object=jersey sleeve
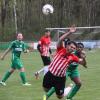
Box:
[72,55,79,62]
[38,37,43,45]
[8,41,15,49]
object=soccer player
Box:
[34,43,87,100]
[65,42,87,100]
[0,33,33,86]
[37,30,52,66]
[35,30,52,78]
[42,26,84,100]
[35,34,70,79]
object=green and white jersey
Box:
[9,40,28,60]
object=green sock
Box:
[67,84,81,99]
[2,71,12,82]
[46,87,55,99]
[20,72,27,84]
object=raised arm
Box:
[57,25,76,48]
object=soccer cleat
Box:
[23,82,31,86]
[0,81,6,86]
[43,95,47,100]
[34,72,39,79]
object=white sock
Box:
[37,68,44,74]
[43,66,49,75]
[64,83,73,96]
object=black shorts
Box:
[41,56,51,66]
[43,71,66,96]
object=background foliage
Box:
[0,0,100,41]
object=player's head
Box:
[17,33,23,41]
[45,30,51,37]
[67,41,77,53]
[64,38,70,48]
[77,42,84,52]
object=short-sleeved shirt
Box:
[49,46,79,77]
[9,40,28,60]
[68,50,79,71]
[38,36,51,57]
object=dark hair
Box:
[67,41,77,47]
[77,42,84,48]
[59,33,64,38]
[45,30,50,33]
[64,38,70,47]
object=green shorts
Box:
[11,59,23,69]
[66,68,80,79]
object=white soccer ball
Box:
[42,4,54,15]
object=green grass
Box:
[0,49,100,100]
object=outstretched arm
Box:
[79,58,87,68]
[1,48,11,60]
[80,51,87,68]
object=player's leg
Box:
[35,56,50,79]
[34,67,45,79]
[66,70,70,80]
[55,76,66,99]
[17,60,31,85]
[19,67,31,86]
[43,71,54,100]
[45,87,55,98]
[64,83,74,97]
[41,56,51,66]
[0,68,15,86]
[44,71,69,99]
[67,70,81,99]
[34,66,49,79]
[43,66,49,75]
[64,70,73,97]
[44,73,66,99]
[0,61,16,86]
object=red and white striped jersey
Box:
[49,47,79,77]
[38,36,51,57]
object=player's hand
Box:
[24,49,30,53]
[26,49,29,53]
[1,55,5,60]
[81,51,86,58]
[69,25,76,33]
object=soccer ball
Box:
[42,4,54,15]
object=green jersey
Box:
[9,40,28,60]
[66,50,80,78]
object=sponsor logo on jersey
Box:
[15,48,22,51]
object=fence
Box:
[0,42,10,50]
[0,40,100,50]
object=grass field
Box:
[0,49,100,100]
